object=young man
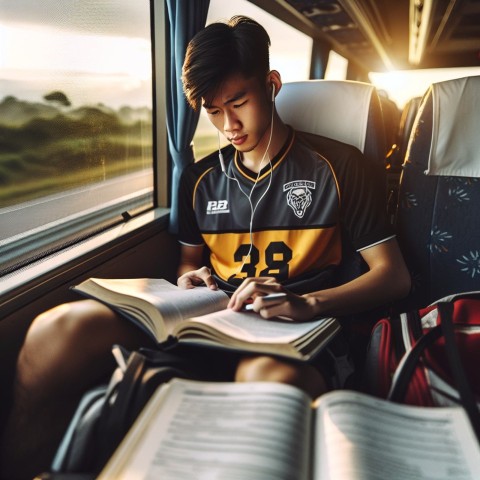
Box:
[0,15,410,479]
[177,15,410,386]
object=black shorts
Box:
[151,342,335,389]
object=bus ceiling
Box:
[247,0,480,73]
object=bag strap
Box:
[437,302,480,442]
[407,308,423,341]
[97,350,147,442]
[389,312,406,361]
[387,325,443,402]
[388,301,480,443]
[91,350,148,473]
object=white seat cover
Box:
[275,80,375,154]
[425,75,480,177]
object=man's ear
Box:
[267,70,282,101]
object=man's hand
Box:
[177,266,218,290]
[227,277,318,321]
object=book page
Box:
[99,379,313,480]
[80,278,229,331]
[314,390,480,480]
[178,308,332,344]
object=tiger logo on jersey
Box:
[283,180,315,218]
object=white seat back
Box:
[276,80,386,163]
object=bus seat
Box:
[276,80,387,165]
[397,96,422,165]
[378,90,401,154]
[395,75,480,310]
[385,96,422,223]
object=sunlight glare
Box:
[0,21,151,80]
[370,67,480,109]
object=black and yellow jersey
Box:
[179,128,393,294]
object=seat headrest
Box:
[420,75,480,177]
[275,80,384,161]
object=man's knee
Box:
[18,300,150,395]
[236,356,297,383]
[235,355,327,398]
[26,300,107,346]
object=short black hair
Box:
[182,15,271,111]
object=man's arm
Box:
[177,244,218,290]
[228,237,411,320]
[306,237,411,316]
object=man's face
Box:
[202,73,272,155]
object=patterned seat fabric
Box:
[396,76,480,310]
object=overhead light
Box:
[409,0,434,64]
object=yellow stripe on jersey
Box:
[233,133,295,182]
[203,226,341,282]
[313,151,342,207]
[192,166,215,210]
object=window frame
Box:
[0,1,169,307]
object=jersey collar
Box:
[233,127,295,182]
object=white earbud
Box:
[217,130,227,172]
[271,83,276,102]
[218,150,226,172]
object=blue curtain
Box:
[165,0,210,233]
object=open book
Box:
[72,278,340,361]
[98,378,480,480]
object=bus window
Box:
[0,0,154,276]
[192,0,313,160]
[324,51,348,80]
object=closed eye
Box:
[233,100,247,109]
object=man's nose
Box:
[224,111,240,133]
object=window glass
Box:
[324,51,348,80]
[0,0,153,275]
[192,0,313,160]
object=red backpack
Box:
[364,293,480,410]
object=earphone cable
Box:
[217,92,276,277]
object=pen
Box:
[244,292,287,311]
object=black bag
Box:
[51,345,196,476]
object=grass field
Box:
[0,109,153,207]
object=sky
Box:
[0,0,151,108]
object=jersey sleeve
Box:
[336,148,394,251]
[297,131,394,251]
[177,164,204,246]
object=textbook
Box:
[72,278,340,361]
[98,378,480,480]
